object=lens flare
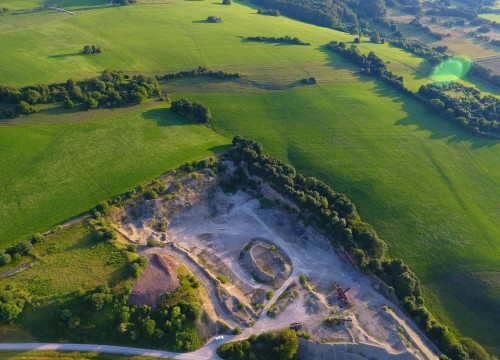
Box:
[430,56,472,83]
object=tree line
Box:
[0,70,161,118]
[160,66,242,80]
[250,0,359,32]
[246,35,310,46]
[227,137,493,360]
[325,41,500,139]
[217,329,299,360]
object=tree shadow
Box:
[141,108,195,127]
[371,82,499,149]
[317,45,499,150]
[207,144,231,154]
[49,53,83,59]
[192,19,209,23]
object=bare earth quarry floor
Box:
[113,169,440,360]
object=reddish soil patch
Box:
[128,253,180,309]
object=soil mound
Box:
[128,253,179,309]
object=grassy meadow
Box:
[0,103,229,247]
[0,0,499,355]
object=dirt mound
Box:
[128,253,179,309]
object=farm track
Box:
[0,262,35,279]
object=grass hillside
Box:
[184,81,500,353]
[0,103,229,247]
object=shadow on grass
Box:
[318,44,499,149]
[192,19,209,23]
[141,108,195,127]
[49,53,83,59]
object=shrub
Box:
[95,200,110,214]
[266,290,274,300]
[207,16,222,23]
[144,190,158,200]
[30,233,46,244]
[126,244,137,253]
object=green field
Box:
[0,223,128,298]
[0,0,499,355]
[479,13,500,23]
[183,81,500,352]
[0,103,229,247]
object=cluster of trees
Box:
[170,99,211,125]
[0,233,45,267]
[418,83,500,137]
[246,35,310,46]
[0,287,30,324]
[390,39,447,65]
[82,45,102,55]
[357,0,386,18]
[257,8,280,16]
[301,77,317,85]
[161,66,242,80]
[470,62,500,88]
[251,0,358,31]
[227,137,493,360]
[0,70,161,118]
[409,19,446,40]
[207,15,222,23]
[217,329,299,360]
[425,5,477,20]
[386,0,421,15]
[326,41,408,93]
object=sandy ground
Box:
[116,171,439,360]
[128,251,179,309]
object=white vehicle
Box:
[215,336,224,341]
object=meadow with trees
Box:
[0,0,499,357]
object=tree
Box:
[222,0,231,4]
[15,101,37,115]
[273,329,299,359]
[0,253,11,266]
[83,97,98,110]
[12,241,32,255]
[31,233,46,244]
[0,303,22,323]
[143,318,156,337]
[63,97,74,109]
[370,31,381,43]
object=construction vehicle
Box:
[333,282,351,305]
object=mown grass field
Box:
[183,81,500,352]
[0,103,229,247]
